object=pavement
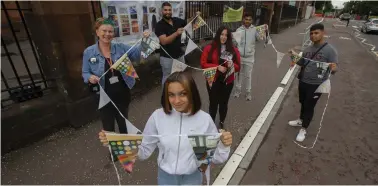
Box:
[240,19,378,184]
[1,18,335,184]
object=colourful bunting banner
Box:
[106,133,143,173]
[203,67,217,88]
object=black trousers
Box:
[298,81,322,129]
[99,100,129,133]
[206,78,234,125]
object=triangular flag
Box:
[187,133,221,185]
[185,38,198,56]
[184,23,193,38]
[267,36,272,44]
[193,16,205,30]
[232,31,242,45]
[315,78,331,94]
[171,59,188,74]
[111,54,139,79]
[107,134,143,173]
[256,24,267,41]
[141,37,160,58]
[276,52,285,68]
[125,118,142,134]
[290,53,302,63]
[203,67,217,87]
[122,75,136,90]
[98,85,111,109]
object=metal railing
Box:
[1,1,51,108]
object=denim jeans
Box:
[157,167,202,185]
[160,56,185,85]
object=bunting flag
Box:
[106,133,143,173]
[171,59,188,74]
[112,54,139,79]
[203,67,217,88]
[232,31,242,45]
[267,35,272,45]
[222,6,243,23]
[184,23,193,38]
[98,85,111,109]
[188,133,221,185]
[193,16,206,31]
[276,52,286,68]
[256,24,267,41]
[290,53,302,63]
[185,38,198,56]
[141,37,160,58]
[126,118,142,134]
[315,78,331,94]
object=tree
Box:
[314,0,333,12]
[342,1,378,16]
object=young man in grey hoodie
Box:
[233,12,263,101]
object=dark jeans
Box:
[298,81,322,129]
[206,77,234,127]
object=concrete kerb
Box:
[227,66,299,185]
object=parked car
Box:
[340,13,351,20]
[361,18,378,33]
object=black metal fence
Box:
[1,1,51,108]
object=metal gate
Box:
[1,1,50,108]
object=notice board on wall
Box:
[101,1,185,45]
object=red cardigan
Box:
[200,44,241,84]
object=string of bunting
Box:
[96,14,332,183]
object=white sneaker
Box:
[246,92,252,101]
[233,89,241,98]
[288,119,302,127]
[296,128,307,142]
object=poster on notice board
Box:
[101,1,185,45]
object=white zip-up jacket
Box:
[137,108,231,175]
[236,25,259,59]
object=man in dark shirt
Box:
[155,2,187,84]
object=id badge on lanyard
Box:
[106,58,119,84]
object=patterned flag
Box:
[256,24,267,41]
[203,67,217,88]
[106,133,143,173]
[188,133,221,185]
[141,37,159,58]
[111,53,139,89]
[193,16,205,31]
[290,54,302,63]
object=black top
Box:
[155,17,187,59]
[104,58,130,103]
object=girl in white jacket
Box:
[99,71,232,185]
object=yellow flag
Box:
[223,6,244,23]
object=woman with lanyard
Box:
[82,17,149,135]
[200,26,241,129]
[98,71,233,185]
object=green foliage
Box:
[315,0,333,12]
[342,1,378,15]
